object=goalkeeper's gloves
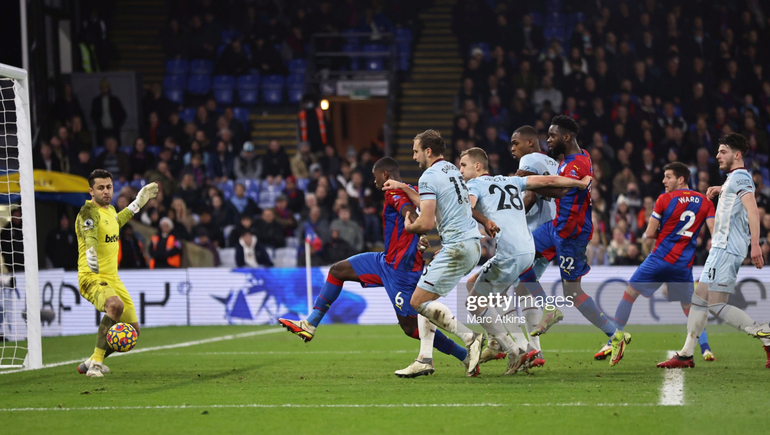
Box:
[86,247,99,274]
[127,182,159,214]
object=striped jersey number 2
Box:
[676,211,696,238]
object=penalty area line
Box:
[0,403,664,412]
[659,351,685,406]
[0,328,283,376]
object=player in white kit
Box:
[458,147,591,375]
[479,126,561,366]
[658,133,770,369]
[383,130,485,378]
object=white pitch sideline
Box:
[0,403,668,412]
[659,351,685,406]
[0,328,283,375]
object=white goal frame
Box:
[0,63,41,370]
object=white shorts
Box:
[699,247,744,294]
[477,252,536,294]
[419,239,481,297]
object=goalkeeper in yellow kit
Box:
[75,169,158,377]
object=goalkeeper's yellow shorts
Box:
[79,274,138,324]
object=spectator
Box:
[741,117,770,158]
[45,214,78,270]
[159,17,187,58]
[330,206,362,253]
[321,228,359,264]
[211,194,239,229]
[118,225,147,269]
[612,165,638,197]
[234,141,261,179]
[283,176,305,214]
[216,39,251,75]
[455,77,483,114]
[607,227,630,265]
[254,208,286,249]
[229,183,261,218]
[617,243,645,266]
[259,175,284,209]
[129,138,155,179]
[90,79,127,145]
[532,76,563,113]
[95,137,131,181]
[192,209,224,248]
[170,197,195,235]
[70,116,92,151]
[33,142,61,172]
[252,35,285,75]
[291,141,316,179]
[193,228,221,266]
[208,140,235,182]
[318,144,341,179]
[229,214,255,247]
[73,150,94,178]
[513,14,544,60]
[149,217,182,269]
[182,153,206,187]
[49,135,71,174]
[51,83,84,126]
[143,111,167,147]
[754,170,770,212]
[297,205,330,266]
[235,231,274,267]
[262,139,291,179]
[586,226,608,266]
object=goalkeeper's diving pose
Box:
[75,169,158,377]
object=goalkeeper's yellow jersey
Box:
[76,201,121,277]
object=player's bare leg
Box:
[408,287,485,377]
[279,260,359,342]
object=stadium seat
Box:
[342,28,359,44]
[219,248,237,268]
[214,89,234,105]
[180,107,197,124]
[286,74,305,103]
[544,27,565,43]
[288,59,307,75]
[164,88,185,104]
[212,75,235,89]
[119,146,133,155]
[112,179,126,195]
[233,107,250,127]
[530,12,543,26]
[190,59,214,76]
[238,89,259,105]
[363,44,385,71]
[237,74,260,89]
[343,43,361,71]
[273,247,298,268]
[545,12,566,28]
[129,179,146,190]
[147,146,161,157]
[395,28,412,45]
[163,74,186,89]
[187,75,211,95]
[220,30,241,44]
[546,0,562,12]
[165,59,189,75]
[92,146,106,158]
[261,75,285,105]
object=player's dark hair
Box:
[414,129,446,156]
[460,147,489,170]
[719,133,749,158]
[663,162,690,184]
[88,169,113,188]
[514,125,538,137]
[551,115,579,136]
[373,156,400,176]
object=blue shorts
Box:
[532,223,590,280]
[628,257,694,303]
[348,252,422,317]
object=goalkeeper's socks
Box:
[519,267,546,301]
[90,348,106,364]
[307,274,344,327]
[92,314,118,363]
[574,293,617,337]
[430,329,467,362]
[698,330,711,353]
[613,291,635,330]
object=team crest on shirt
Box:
[392,195,401,200]
[83,219,94,230]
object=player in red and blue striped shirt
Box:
[279,158,468,366]
[594,162,716,361]
[526,115,630,366]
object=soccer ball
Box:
[107,323,137,352]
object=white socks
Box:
[681,294,709,357]
[417,314,435,362]
[709,303,757,333]
[418,301,476,345]
[521,295,542,352]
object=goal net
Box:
[0,63,41,370]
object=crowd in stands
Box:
[449,0,770,266]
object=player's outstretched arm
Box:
[741,192,764,269]
[404,199,435,234]
[118,182,159,226]
[382,180,420,208]
[525,175,592,191]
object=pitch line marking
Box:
[659,351,685,406]
[0,328,283,375]
[0,403,662,412]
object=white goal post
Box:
[0,63,42,370]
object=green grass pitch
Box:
[1,324,769,434]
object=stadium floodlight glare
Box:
[0,63,42,370]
